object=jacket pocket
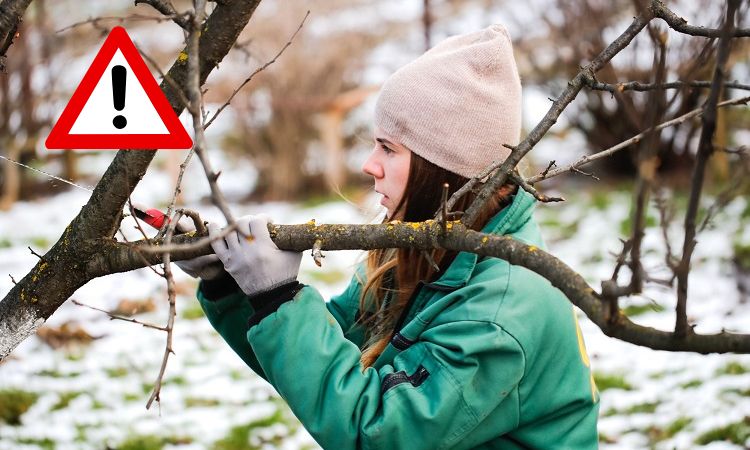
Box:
[380,365,430,395]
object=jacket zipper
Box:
[381,365,430,395]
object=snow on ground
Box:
[0,153,749,449]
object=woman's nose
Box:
[361,148,383,179]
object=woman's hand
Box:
[208,215,302,297]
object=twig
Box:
[311,239,324,267]
[440,183,449,233]
[145,0,206,411]
[527,95,750,184]
[134,0,191,29]
[653,188,678,272]
[56,13,187,34]
[675,0,739,337]
[509,173,564,203]
[585,79,750,93]
[203,10,309,130]
[8,274,17,285]
[570,166,600,181]
[138,47,192,113]
[156,146,197,239]
[71,299,167,331]
[422,250,440,272]
[652,0,750,38]
[28,247,43,260]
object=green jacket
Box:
[197,188,599,449]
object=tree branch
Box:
[0,0,265,361]
[675,0,739,337]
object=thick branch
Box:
[0,0,32,71]
[92,221,750,353]
[0,0,263,361]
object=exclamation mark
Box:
[112,65,127,129]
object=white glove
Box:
[175,254,225,281]
[171,217,224,281]
[208,214,302,297]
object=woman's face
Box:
[361,130,411,219]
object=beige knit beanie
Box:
[374,24,522,179]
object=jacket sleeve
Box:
[246,286,526,450]
[198,271,367,381]
[197,279,269,381]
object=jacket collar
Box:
[425,187,537,290]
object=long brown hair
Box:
[358,152,517,369]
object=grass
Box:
[679,379,703,389]
[212,411,287,450]
[646,417,694,443]
[716,361,749,376]
[16,437,55,450]
[181,303,206,320]
[302,268,349,285]
[593,372,633,391]
[105,366,129,378]
[0,389,39,425]
[185,397,221,408]
[115,435,193,450]
[603,401,659,417]
[695,417,750,446]
[621,302,665,317]
[51,391,83,411]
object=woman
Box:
[182,24,599,449]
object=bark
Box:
[87,220,750,353]
[0,0,263,361]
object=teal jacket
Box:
[197,189,599,449]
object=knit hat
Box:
[374,24,522,179]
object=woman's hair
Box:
[357,151,518,369]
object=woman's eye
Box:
[381,144,394,154]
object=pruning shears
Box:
[129,204,190,234]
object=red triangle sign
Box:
[46,26,192,150]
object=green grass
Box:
[695,417,750,446]
[716,361,749,376]
[185,397,221,408]
[16,437,55,450]
[0,237,12,248]
[51,391,83,411]
[105,366,129,378]
[621,302,665,317]
[603,401,659,417]
[646,417,694,443]
[212,411,287,450]
[302,268,348,285]
[679,379,703,389]
[734,243,750,271]
[181,303,206,320]
[0,389,39,425]
[593,372,632,391]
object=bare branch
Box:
[675,0,740,337]
[462,4,653,227]
[71,299,167,332]
[585,79,750,93]
[203,10,309,130]
[527,96,750,184]
[652,0,750,38]
[134,0,191,29]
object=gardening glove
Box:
[130,202,225,281]
[208,214,302,298]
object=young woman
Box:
[181,24,599,449]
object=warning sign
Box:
[46,26,192,150]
